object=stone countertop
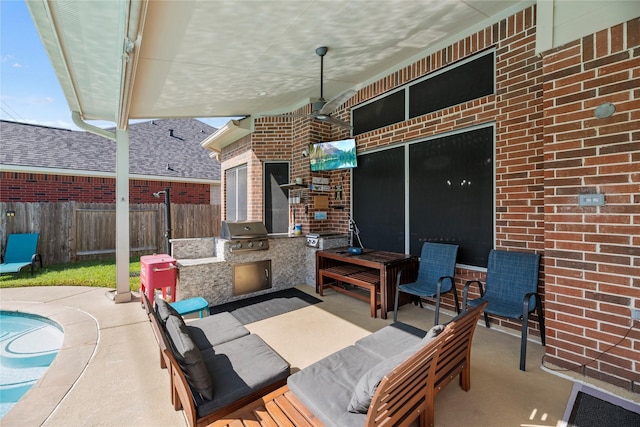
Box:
[267,233,349,238]
[176,256,224,267]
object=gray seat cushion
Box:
[193,334,290,417]
[354,323,425,359]
[287,345,383,427]
[164,315,214,400]
[186,312,250,350]
[157,296,249,350]
[288,324,446,423]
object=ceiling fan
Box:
[266,46,356,129]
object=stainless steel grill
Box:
[221,221,269,252]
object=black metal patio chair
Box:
[463,249,545,371]
[393,242,459,325]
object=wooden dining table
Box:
[315,247,418,319]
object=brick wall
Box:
[542,18,640,390]
[252,117,293,222]
[218,7,639,391]
[0,171,212,204]
[344,6,545,336]
[286,110,352,234]
[225,108,352,227]
[227,6,545,331]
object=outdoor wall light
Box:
[594,102,615,119]
[6,210,15,217]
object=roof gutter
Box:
[72,112,116,142]
[28,0,145,138]
[70,1,145,135]
[201,117,253,155]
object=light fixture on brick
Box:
[593,102,615,119]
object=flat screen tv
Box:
[309,138,358,172]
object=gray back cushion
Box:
[165,315,214,400]
[155,296,180,321]
[422,324,445,345]
[347,347,415,413]
[348,324,445,413]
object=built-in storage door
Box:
[232,260,272,296]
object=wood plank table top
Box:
[316,247,418,319]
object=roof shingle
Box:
[0,118,220,181]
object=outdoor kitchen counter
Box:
[173,235,320,306]
[175,256,223,267]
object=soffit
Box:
[28,0,529,124]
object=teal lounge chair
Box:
[0,233,43,275]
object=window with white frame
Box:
[225,164,247,222]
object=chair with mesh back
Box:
[393,242,459,325]
[0,233,43,275]
[463,249,544,371]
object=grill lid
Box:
[221,221,268,240]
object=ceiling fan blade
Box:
[319,89,356,115]
[315,114,353,130]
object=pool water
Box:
[0,311,63,419]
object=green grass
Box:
[0,258,141,290]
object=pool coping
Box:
[0,300,98,426]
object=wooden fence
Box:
[0,202,221,265]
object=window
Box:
[353,146,405,253]
[225,165,247,222]
[352,90,405,136]
[264,162,289,233]
[351,50,495,135]
[409,51,494,118]
[353,125,494,267]
[408,126,494,266]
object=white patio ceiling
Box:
[27,0,529,129]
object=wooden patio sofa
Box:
[145,293,290,427]
[208,302,487,427]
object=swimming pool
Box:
[0,311,64,419]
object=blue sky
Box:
[0,0,228,131]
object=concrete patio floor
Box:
[1,286,184,426]
[1,285,637,426]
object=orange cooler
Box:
[140,254,177,306]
